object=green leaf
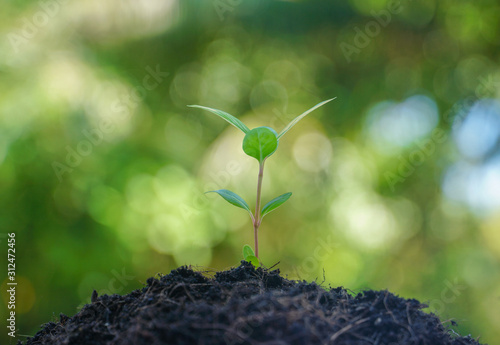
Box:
[246,255,260,267]
[277,98,336,139]
[243,245,260,267]
[242,244,255,259]
[242,126,278,163]
[261,192,292,219]
[206,189,252,215]
[188,105,250,134]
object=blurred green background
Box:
[1,0,499,343]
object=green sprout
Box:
[243,244,259,267]
[189,98,335,263]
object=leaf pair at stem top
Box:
[189,98,335,262]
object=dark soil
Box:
[20,261,485,345]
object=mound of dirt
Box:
[20,261,485,345]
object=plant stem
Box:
[254,161,265,258]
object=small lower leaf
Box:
[243,244,255,260]
[245,255,260,267]
[261,192,292,219]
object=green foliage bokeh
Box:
[0,0,499,343]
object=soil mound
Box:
[20,261,485,345]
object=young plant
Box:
[189,98,335,262]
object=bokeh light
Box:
[1,0,499,343]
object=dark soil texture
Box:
[20,261,485,345]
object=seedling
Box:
[189,98,335,263]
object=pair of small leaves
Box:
[243,244,260,267]
[188,98,335,164]
[206,189,292,220]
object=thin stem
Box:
[253,161,265,258]
[254,225,259,259]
